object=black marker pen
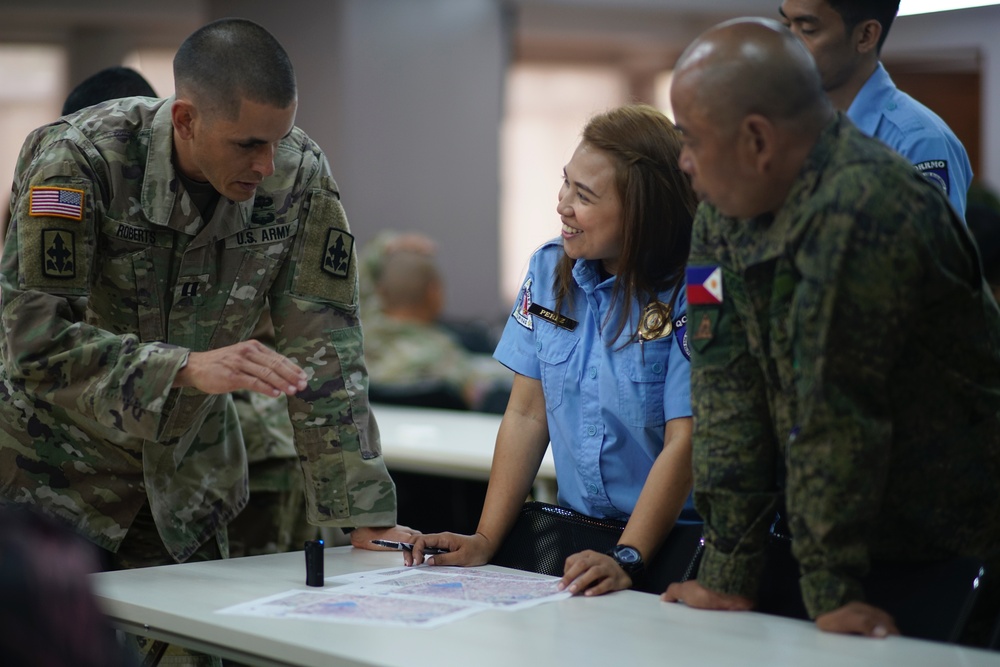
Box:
[305,539,325,586]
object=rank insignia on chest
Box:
[637,301,672,341]
[322,229,354,278]
[687,265,723,305]
[251,194,276,225]
[512,277,533,330]
[42,229,77,278]
[30,186,84,221]
[527,302,578,331]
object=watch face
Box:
[614,545,641,564]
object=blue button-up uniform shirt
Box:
[494,240,692,520]
[848,62,972,219]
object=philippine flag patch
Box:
[687,265,723,305]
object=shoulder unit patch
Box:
[915,160,950,195]
[322,229,354,278]
[42,229,77,279]
[512,277,533,330]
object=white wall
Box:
[1,0,996,320]
[208,0,509,323]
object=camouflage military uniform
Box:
[228,388,319,556]
[0,96,397,565]
[226,310,318,558]
[687,114,1000,619]
[364,316,511,408]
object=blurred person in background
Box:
[0,503,135,667]
[363,241,512,412]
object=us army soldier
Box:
[0,18,415,573]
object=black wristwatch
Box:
[607,544,645,580]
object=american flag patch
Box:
[29,186,85,221]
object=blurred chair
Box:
[439,317,502,355]
[369,380,469,411]
[692,519,994,646]
[370,381,479,534]
[865,557,986,644]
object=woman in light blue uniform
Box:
[408,105,697,596]
[496,240,692,524]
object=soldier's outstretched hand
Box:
[173,340,308,396]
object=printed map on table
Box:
[329,566,569,609]
[217,566,571,628]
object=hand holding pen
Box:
[378,532,494,568]
[370,539,450,555]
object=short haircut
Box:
[377,250,441,311]
[827,0,901,53]
[61,66,156,116]
[173,17,296,119]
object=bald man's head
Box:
[670,18,835,219]
[673,17,830,136]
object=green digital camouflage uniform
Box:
[688,114,1000,619]
[0,97,397,565]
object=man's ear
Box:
[738,114,777,174]
[171,99,197,140]
[854,18,882,56]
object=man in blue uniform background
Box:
[779,0,973,219]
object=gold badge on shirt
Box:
[637,301,672,341]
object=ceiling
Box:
[0,0,204,46]
[511,0,778,71]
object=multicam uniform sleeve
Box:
[688,205,780,601]
[0,125,187,441]
[268,146,396,529]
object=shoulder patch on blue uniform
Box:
[915,160,949,195]
[673,313,690,361]
[512,277,533,330]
